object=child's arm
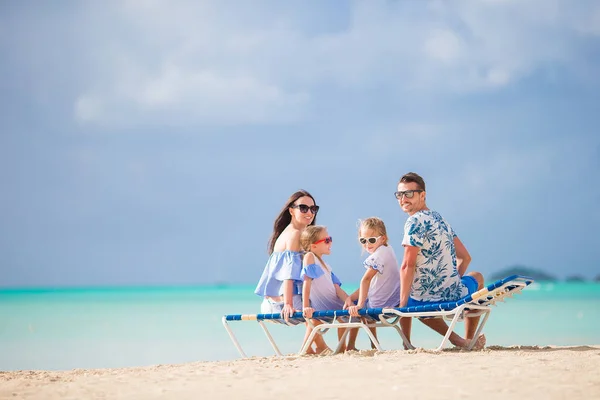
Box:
[301,252,316,318]
[334,284,349,303]
[343,291,355,309]
[343,288,360,309]
[330,272,348,304]
[347,269,377,316]
[302,278,314,318]
[355,269,378,308]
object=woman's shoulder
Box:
[273,226,303,252]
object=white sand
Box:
[2,346,599,400]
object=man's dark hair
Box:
[399,172,426,191]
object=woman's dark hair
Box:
[267,189,316,254]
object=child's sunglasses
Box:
[291,204,320,214]
[359,236,382,245]
[314,236,333,245]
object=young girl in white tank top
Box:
[300,225,357,353]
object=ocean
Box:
[1,281,599,371]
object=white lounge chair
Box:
[222,274,534,357]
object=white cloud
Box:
[75,96,104,123]
[65,0,600,127]
[75,65,308,126]
[424,29,464,64]
[487,68,511,87]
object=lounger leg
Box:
[361,324,382,351]
[258,320,283,357]
[299,322,323,355]
[333,328,351,355]
[392,324,415,350]
[378,315,415,350]
[466,308,491,350]
[435,310,462,351]
[222,317,248,358]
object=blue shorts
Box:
[407,275,479,307]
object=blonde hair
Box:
[301,225,327,251]
[301,225,329,268]
[358,217,388,246]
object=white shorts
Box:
[260,294,303,314]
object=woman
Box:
[255,189,319,320]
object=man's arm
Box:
[453,236,472,277]
[400,245,419,307]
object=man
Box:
[396,172,486,350]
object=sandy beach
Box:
[1,345,599,400]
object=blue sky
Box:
[1,0,599,288]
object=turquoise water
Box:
[1,282,599,371]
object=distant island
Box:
[490,265,599,283]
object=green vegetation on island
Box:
[491,265,599,283]
[489,265,557,282]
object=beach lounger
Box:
[222,274,534,357]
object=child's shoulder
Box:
[303,251,316,264]
[367,244,396,261]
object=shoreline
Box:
[2,345,600,399]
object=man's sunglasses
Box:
[292,204,320,214]
[359,236,381,245]
[314,236,333,245]
[394,190,424,199]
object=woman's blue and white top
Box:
[254,250,303,298]
[363,245,401,308]
[402,209,468,302]
[301,257,344,311]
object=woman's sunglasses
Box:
[359,236,381,245]
[394,189,424,199]
[292,204,320,214]
[314,236,333,245]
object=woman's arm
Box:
[281,280,295,320]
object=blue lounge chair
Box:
[222,275,534,357]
